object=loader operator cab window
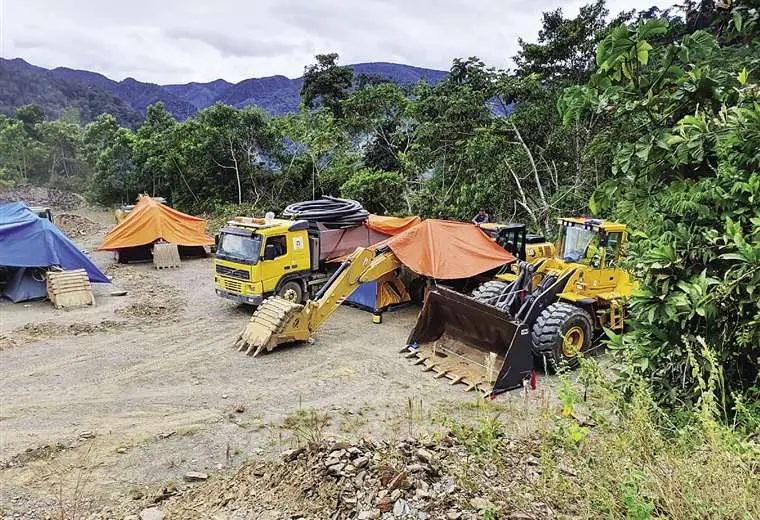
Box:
[560,225,599,265]
[603,232,623,267]
[264,235,287,260]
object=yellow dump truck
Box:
[214,216,388,305]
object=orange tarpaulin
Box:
[367,214,422,236]
[97,197,214,250]
[385,219,515,279]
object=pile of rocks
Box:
[53,213,101,238]
[164,435,502,520]
[0,186,85,210]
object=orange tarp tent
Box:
[367,214,422,236]
[97,197,214,250]
[384,219,515,279]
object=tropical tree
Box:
[560,0,760,411]
[300,53,354,118]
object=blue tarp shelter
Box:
[4,267,48,302]
[0,202,110,284]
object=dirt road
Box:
[2,207,531,518]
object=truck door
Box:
[260,234,291,293]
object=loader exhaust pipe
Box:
[405,286,533,395]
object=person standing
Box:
[472,208,490,225]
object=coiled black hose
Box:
[283,196,369,229]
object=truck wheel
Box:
[471,281,511,310]
[277,280,304,303]
[531,302,593,372]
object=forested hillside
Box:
[2,0,758,425]
[0,58,144,127]
[0,58,446,121]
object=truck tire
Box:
[471,281,511,311]
[277,280,304,303]
[531,302,593,372]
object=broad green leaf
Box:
[733,11,743,32]
[637,18,669,39]
[621,61,633,80]
[738,68,748,86]
[636,41,653,65]
[720,252,749,262]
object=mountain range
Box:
[0,58,447,126]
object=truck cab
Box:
[214,217,312,305]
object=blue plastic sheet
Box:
[4,267,48,302]
[346,281,378,311]
[0,202,110,283]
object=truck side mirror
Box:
[264,244,276,261]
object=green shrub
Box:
[340,169,407,215]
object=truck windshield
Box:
[560,226,598,263]
[217,233,262,264]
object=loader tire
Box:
[471,280,511,311]
[531,302,593,373]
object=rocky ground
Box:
[0,196,562,520]
[161,433,551,520]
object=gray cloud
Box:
[3,0,678,84]
[163,27,309,58]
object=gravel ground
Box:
[0,207,554,519]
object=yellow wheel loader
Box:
[406,217,638,394]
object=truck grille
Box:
[216,264,250,281]
[224,279,243,293]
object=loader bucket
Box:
[235,296,309,356]
[404,286,533,395]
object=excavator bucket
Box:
[235,296,309,356]
[404,286,533,395]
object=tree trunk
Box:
[229,135,242,204]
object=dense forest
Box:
[1,0,758,423]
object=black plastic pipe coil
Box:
[282,196,369,229]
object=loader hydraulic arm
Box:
[236,246,402,356]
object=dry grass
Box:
[435,360,760,520]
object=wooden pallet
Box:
[47,269,95,309]
[153,242,181,270]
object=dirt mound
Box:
[53,213,101,238]
[104,264,185,321]
[162,434,546,520]
[116,300,181,319]
[1,443,67,470]
[0,320,127,349]
[0,186,85,210]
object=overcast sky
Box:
[1,0,676,85]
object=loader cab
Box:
[556,218,627,269]
[481,222,554,262]
[484,223,527,260]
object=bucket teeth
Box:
[236,296,304,357]
[404,344,495,395]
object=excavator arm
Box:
[235,246,402,356]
